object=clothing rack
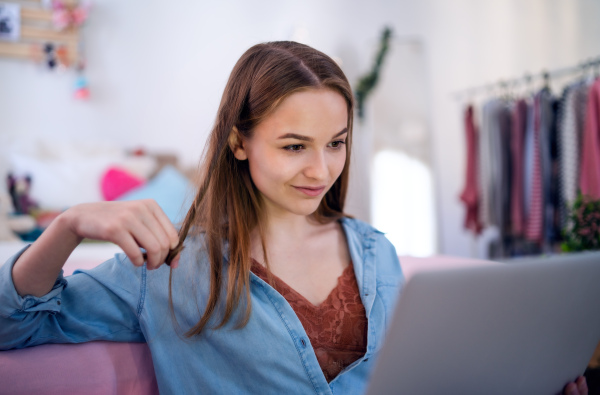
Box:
[459,59,600,259]
[452,56,600,101]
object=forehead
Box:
[254,88,348,138]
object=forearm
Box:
[10,200,179,297]
[12,212,82,297]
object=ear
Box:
[228,126,248,160]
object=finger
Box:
[577,376,588,395]
[564,381,577,395]
[124,216,165,270]
[114,232,146,267]
[137,205,172,267]
[147,199,180,249]
[170,253,181,269]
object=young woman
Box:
[0,41,588,395]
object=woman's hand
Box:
[12,200,180,298]
[563,376,588,395]
[65,200,180,269]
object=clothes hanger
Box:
[542,70,551,92]
[523,72,534,98]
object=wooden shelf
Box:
[21,7,52,22]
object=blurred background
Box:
[1,0,599,260]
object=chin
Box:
[263,193,325,218]
[287,201,322,217]
[291,206,321,217]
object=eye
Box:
[284,144,304,152]
[329,140,346,149]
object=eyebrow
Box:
[277,128,348,142]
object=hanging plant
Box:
[355,26,392,120]
[561,192,600,252]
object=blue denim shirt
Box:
[0,217,403,394]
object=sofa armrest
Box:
[0,341,158,395]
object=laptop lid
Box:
[366,252,600,395]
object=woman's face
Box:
[232,88,348,219]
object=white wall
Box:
[421,0,600,257]
[1,0,599,257]
[0,0,422,167]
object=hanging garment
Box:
[558,81,590,227]
[478,100,496,228]
[538,88,557,245]
[548,96,562,244]
[525,94,544,243]
[497,102,513,238]
[523,97,535,225]
[557,84,576,228]
[510,99,528,236]
[579,78,600,199]
[460,105,483,234]
[479,98,507,229]
[574,81,591,183]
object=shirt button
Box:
[57,300,61,305]
[363,358,369,362]
[300,338,306,348]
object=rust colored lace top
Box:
[251,261,368,382]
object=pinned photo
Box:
[0,2,20,41]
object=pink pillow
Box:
[101,167,145,201]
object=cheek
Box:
[331,152,347,179]
[247,148,291,186]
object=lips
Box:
[293,185,326,197]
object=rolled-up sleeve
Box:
[0,246,145,350]
[0,246,67,317]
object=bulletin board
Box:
[0,0,85,68]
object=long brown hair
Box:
[169,41,355,337]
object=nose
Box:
[303,150,328,181]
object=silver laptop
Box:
[366,252,600,395]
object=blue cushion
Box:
[117,165,194,224]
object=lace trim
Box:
[252,261,367,382]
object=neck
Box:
[269,213,318,237]
[250,212,323,264]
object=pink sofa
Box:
[0,255,494,394]
[0,342,158,395]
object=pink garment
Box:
[579,78,600,199]
[525,96,544,242]
[510,100,527,236]
[460,105,483,235]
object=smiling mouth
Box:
[293,186,326,197]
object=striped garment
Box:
[579,78,600,198]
